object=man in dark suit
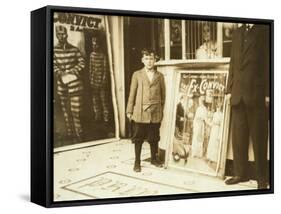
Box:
[126,48,165,172]
[225,24,270,189]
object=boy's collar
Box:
[145,68,156,73]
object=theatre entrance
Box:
[123,17,160,137]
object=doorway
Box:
[123,16,156,137]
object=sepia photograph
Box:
[31,5,273,207]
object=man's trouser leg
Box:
[231,100,250,178]
[246,103,268,183]
[68,80,83,141]
[69,95,83,140]
[100,88,110,122]
[92,86,102,121]
[57,84,74,138]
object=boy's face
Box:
[142,54,156,70]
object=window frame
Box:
[159,19,228,63]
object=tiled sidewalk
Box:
[54,140,257,201]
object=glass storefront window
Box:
[170,19,182,59]
[185,21,218,60]
[152,20,235,61]
[154,19,165,60]
[222,23,237,57]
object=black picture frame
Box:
[31,5,274,208]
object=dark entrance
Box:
[123,17,155,137]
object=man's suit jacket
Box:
[126,68,165,123]
[226,24,270,106]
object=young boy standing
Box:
[126,49,166,172]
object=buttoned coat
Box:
[126,68,166,123]
[226,24,269,106]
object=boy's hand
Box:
[127,113,132,121]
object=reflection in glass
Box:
[185,21,218,60]
[154,19,165,60]
[170,19,182,59]
[222,23,237,57]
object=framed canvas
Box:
[31,5,274,208]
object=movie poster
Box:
[53,12,118,149]
[167,71,230,177]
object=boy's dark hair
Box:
[141,48,160,61]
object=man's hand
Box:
[225,93,231,100]
[127,113,132,121]
[265,96,270,108]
